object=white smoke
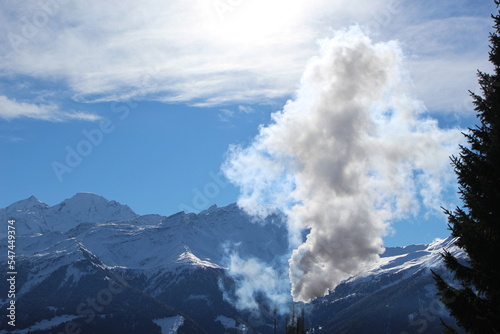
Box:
[222,26,462,303]
[223,252,292,311]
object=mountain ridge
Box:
[1,193,138,235]
[0,193,463,333]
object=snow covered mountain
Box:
[309,238,465,333]
[0,194,464,333]
[1,193,137,235]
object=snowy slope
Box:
[309,236,466,333]
[0,196,50,234]
[1,195,288,271]
[0,193,289,333]
[351,236,464,285]
[0,194,464,334]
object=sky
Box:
[0,0,496,248]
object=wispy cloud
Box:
[0,0,492,111]
[386,15,493,113]
[0,134,24,142]
[218,108,234,123]
[0,95,100,122]
[238,105,254,113]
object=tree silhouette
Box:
[433,2,500,333]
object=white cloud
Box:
[0,95,100,121]
[0,0,491,111]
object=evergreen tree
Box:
[433,2,500,333]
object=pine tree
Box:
[433,2,500,333]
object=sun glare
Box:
[211,0,303,44]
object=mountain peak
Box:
[200,204,218,215]
[33,193,138,233]
[6,195,48,211]
[1,193,139,235]
[58,193,135,213]
[62,192,109,205]
[54,193,137,220]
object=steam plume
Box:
[222,27,462,303]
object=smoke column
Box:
[222,27,462,303]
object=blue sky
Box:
[0,0,496,247]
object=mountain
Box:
[0,193,137,235]
[309,237,465,333]
[0,194,464,333]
